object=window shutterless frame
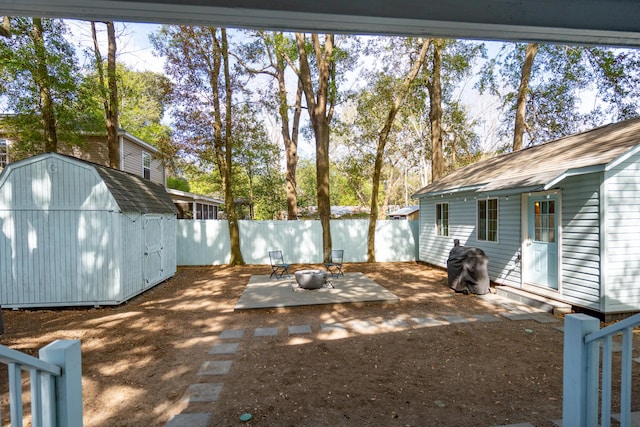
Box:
[477,198,498,242]
[436,202,449,237]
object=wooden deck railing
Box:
[0,340,82,427]
[563,313,640,427]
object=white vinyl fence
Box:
[176,219,419,265]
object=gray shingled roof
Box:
[93,163,178,214]
[413,116,640,197]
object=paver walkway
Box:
[165,292,639,426]
[165,300,563,426]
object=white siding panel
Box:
[121,213,143,301]
[0,209,120,307]
[604,152,640,312]
[0,156,118,211]
[418,193,522,287]
[559,174,601,310]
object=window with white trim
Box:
[142,151,151,180]
[477,198,498,242]
[0,139,8,168]
[436,203,449,236]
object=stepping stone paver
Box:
[501,312,535,321]
[209,342,240,355]
[530,313,560,323]
[254,327,278,337]
[379,318,409,329]
[442,315,470,324]
[182,383,223,402]
[320,323,347,333]
[197,360,232,376]
[411,317,446,327]
[348,320,379,333]
[165,412,211,427]
[470,314,501,322]
[288,325,312,335]
[219,329,244,339]
[633,357,640,364]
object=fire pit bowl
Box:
[294,269,328,289]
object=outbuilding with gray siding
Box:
[413,117,640,318]
[0,153,177,308]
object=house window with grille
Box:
[477,198,498,242]
[142,151,151,180]
[436,203,449,236]
[0,139,8,168]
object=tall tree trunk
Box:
[429,40,445,181]
[106,22,119,168]
[221,28,244,265]
[32,18,57,153]
[276,48,302,220]
[295,33,334,262]
[367,38,431,262]
[91,21,119,168]
[513,43,538,151]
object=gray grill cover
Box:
[446,242,490,295]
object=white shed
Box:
[0,153,177,308]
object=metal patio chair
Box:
[269,250,291,279]
[325,249,344,278]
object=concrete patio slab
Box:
[234,272,399,310]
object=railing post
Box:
[563,313,600,427]
[39,340,83,427]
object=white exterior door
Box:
[143,215,164,288]
[524,194,559,289]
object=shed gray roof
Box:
[413,116,640,197]
[91,161,178,214]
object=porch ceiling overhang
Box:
[3,0,640,47]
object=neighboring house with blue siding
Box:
[413,117,640,318]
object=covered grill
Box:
[446,240,490,295]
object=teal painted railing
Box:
[563,313,640,427]
[0,340,82,427]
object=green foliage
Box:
[166,176,190,191]
[0,17,82,157]
[478,43,640,146]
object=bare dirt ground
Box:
[1,262,638,427]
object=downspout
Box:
[119,135,124,171]
[599,174,607,314]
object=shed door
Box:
[524,195,559,289]
[144,215,164,288]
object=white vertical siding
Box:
[603,154,640,312]
[559,174,602,310]
[0,156,177,308]
[418,192,522,287]
[0,210,120,306]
